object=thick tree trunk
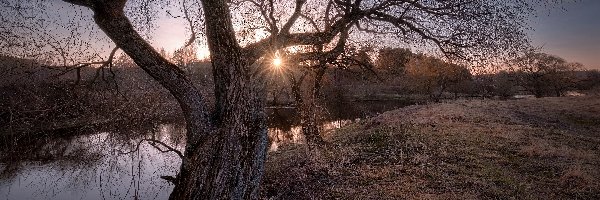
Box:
[170,84,267,199]
[85,1,268,199]
[306,67,327,145]
[168,0,268,199]
[300,101,325,145]
[90,3,212,144]
[290,68,326,146]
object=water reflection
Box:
[0,99,412,199]
[268,127,303,151]
[0,124,184,200]
[267,119,354,151]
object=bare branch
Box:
[181,0,197,48]
[145,139,185,159]
[280,0,307,34]
[118,138,184,160]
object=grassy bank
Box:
[262,96,600,199]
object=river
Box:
[0,99,413,199]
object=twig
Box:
[145,139,185,159]
[118,139,184,159]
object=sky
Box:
[528,0,600,70]
[21,0,599,70]
[149,0,600,70]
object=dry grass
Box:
[262,96,600,199]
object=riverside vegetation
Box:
[262,95,600,199]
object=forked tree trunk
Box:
[170,82,268,200]
[299,99,324,145]
[170,0,268,198]
[86,1,268,199]
[290,67,327,146]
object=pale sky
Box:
[36,0,598,70]
[148,1,600,70]
[529,0,600,70]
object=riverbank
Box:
[262,96,600,199]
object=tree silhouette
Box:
[515,52,582,98]
[0,0,566,199]
[377,47,413,75]
[406,54,471,101]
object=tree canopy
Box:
[1,0,563,67]
[515,52,583,97]
[0,0,570,199]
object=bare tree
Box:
[491,71,519,99]
[516,52,582,98]
[1,0,567,199]
[577,69,600,92]
[376,47,413,76]
[284,41,377,145]
[406,54,471,101]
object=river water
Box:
[0,124,184,200]
[0,100,411,199]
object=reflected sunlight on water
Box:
[267,119,353,151]
[0,119,354,200]
[0,99,410,200]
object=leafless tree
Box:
[1,0,567,199]
[491,70,519,99]
[515,52,583,98]
[406,54,471,101]
[172,45,199,72]
[376,47,413,76]
[283,42,379,145]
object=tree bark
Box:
[300,101,325,145]
[91,6,212,143]
[79,1,268,199]
[289,68,326,146]
[306,66,327,145]
[169,0,268,199]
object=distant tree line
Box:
[338,48,600,100]
[3,46,597,140]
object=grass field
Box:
[262,96,600,199]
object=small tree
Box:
[172,45,199,72]
[376,47,413,76]
[576,70,600,91]
[406,54,472,101]
[516,52,582,97]
[491,71,519,99]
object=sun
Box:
[273,57,282,67]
